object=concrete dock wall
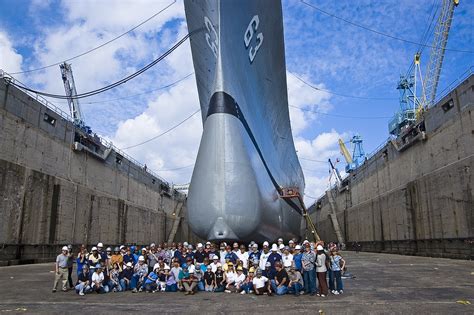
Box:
[0,79,197,265]
[310,75,473,259]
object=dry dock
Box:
[0,251,472,314]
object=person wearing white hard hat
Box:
[236,244,249,270]
[315,244,329,297]
[282,246,293,270]
[266,244,282,274]
[259,242,271,271]
[88,247,100,266]
[209,255,220,273]
[277,238,284,247]
[293,245,304,273]
[194,243,206,264]
[302,242,317,295]
[131,255,148,293]
[120,262,134,291]
[52,246,69,292]
[97,242,107,262]
[249,243,260,267]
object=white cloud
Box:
[0,31,23,74]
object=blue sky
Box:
[0,0,472,203]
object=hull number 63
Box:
[244,15,264,63]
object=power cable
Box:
[122,108,201,150]
[300,0,473,54]
[156,164,195,172]
[7,31,199,99]
[10,0,177,75]
[64,72,194,105]
[290,105,391,119]
[290,72,397,100]
[298,157,329,163]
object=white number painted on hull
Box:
[204,16,218,58]
[244,15,264,63]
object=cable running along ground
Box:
[10,1,177,75]
[290,72,397,101]
[300,0,473,54]
[7,31,198,99]
[122,109,201,150]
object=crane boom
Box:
[423,0,459,107]
[338,139,353,164]
[60,62,85,128]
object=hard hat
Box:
[67,244,72,249]
[141,248,147,252]
[249,267,255,273]
[317,245,324,251]
[126,262,133,267]
[265,262,271,267]
[150,243,156,247]
[295,245,302,250]
[271,244,278,251]
[138,255,145,261]
[263,241,269,247]
[114,247,120,252]
[278,238,283,242]
[252,243,258,248]
[236,266,243,271]
[119,245,125,250]
[95,264,102,269]
[188,244,193,249]
[62,246,68,251]
[91,247,98,251]
[106,247,112,252]
[154,263,160,270]
[289,240,295,244]
[183,242,189,247]
[212,255,218,260]
[279,244,285,250]
[197,243,203,248]
[97,242,103,248]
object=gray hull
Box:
[185,0,304,242]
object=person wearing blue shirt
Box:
[248,244,260,263]
[144,268,159,292]
[224,246,238,264]
[267,244,282,272]
[293,245,303,272]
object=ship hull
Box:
[185,0,304,242]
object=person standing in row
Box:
[52,246,70,293]
[301,243,317,296]
[315,245,329,297]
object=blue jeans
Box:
[107,280,122,292]
[75,282,91,294]
[288,282,303,295]
[130,275,144,290]
[303,269,316,294]
[197,280,205,291]
[270,280,288,295]
[214,285,225,292]
[166,283,178,292]
[328,269,335,291]
[144,282,157,292]
[120,278,132,291]
[333,270,343,291]
[240,282,252,293]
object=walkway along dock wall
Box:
[310,74,473,260]
[0,79,198,265]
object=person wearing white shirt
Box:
[282,247,294,270]
[234,267,246,292]
[252,269,269,295]
[91,264,107,293]
[259,241,271,271]
[236,245,249,269]
[210,255,220,273]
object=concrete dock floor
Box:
[0,252,472,314]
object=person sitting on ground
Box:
[315,245,329,297]
[234,266,246,293]
[119,262,133,291]
[75,264,91,296]
[287,266,304,296]
[91,264,107,293]
[329,250,345,295]
[239,267,255,294]
[164,266,178,292]
[157,267,166,291]
[203,265,215,292]
[131,256,148,293]
[270,262,289,295]
[282,246,293,271]
[108,262,122,292]
[88,247,101,267]
[224,262,236,293]
[194,262,205,291]
[214,263,226,292]
[182,269,198,295]
[144,265,159,293]
[178,265,189,292]
[252,269,269,295]
[170,259,182,291]
[52,246,70,293]
[185,257,195,274]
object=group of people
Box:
[52,239,346,297]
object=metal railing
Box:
[0,69,174,188]
[434,66,473,105]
